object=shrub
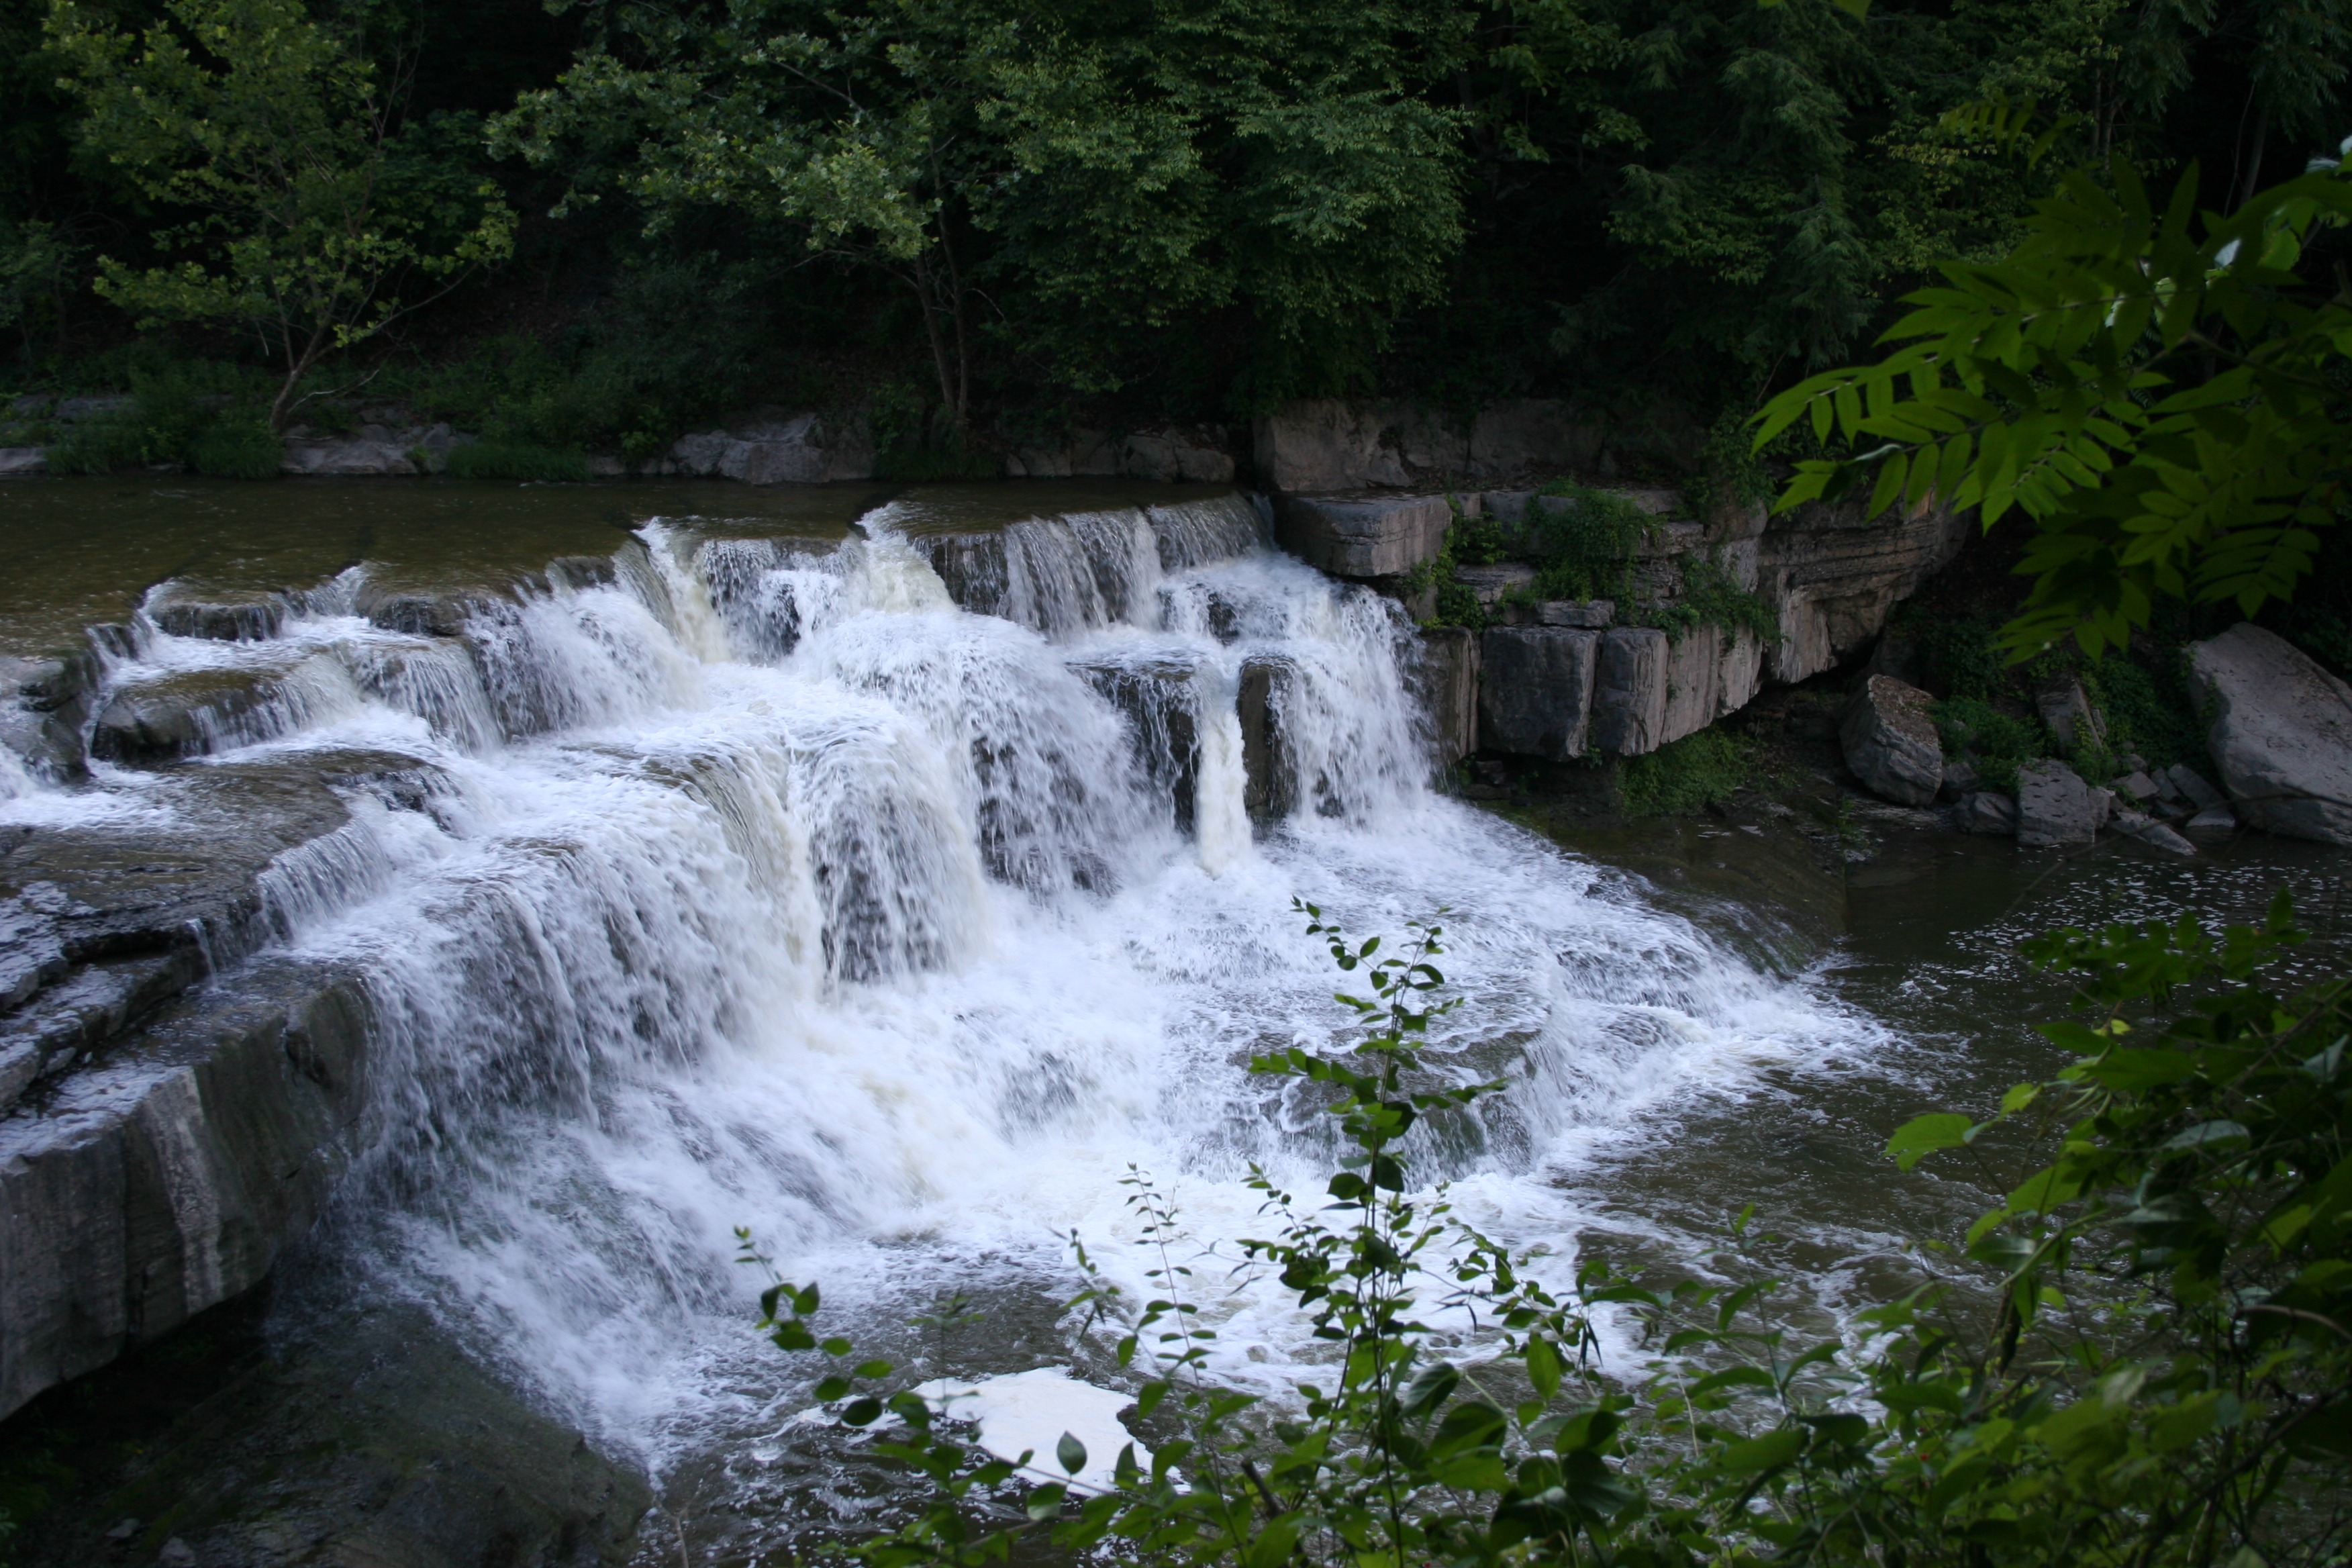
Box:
[1933,695,2045,791]
[2085,653,2208,774]
[1526,483,1653,603]
[1912,614,2008,700]
[442,441,591,482]
[1618,727,1755,816]
[187,413,283,479]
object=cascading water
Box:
[5,489,1891,1553]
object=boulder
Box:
[1073,656,1202,834]
[2016,758,2099,848]
[1591,627,1669,756]
[0,448,46,476]
[1274,493,1450,579]
[1253,401,1411,491]
[1839,675,1942,807]
[1477,627,1599,759]
[1414,626,1479,765]
[1,648,103,779]
[2186,805,2239,833]
[147,591,287,643]
[2112,810,2196,856]
[2112,770,2159,805]
[1957,791,2018,835]
[2186,622,2352,844]
[1940,757,1981,797]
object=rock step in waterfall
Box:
[0,489,1434,1418]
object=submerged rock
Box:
[1414,626,1479,765]
[2112,810,2196,856]
[2187,622,2352,844]
[1956,790,2018,836]
[1840,675,1942,807]
[2016,758,2098,848]
[1238,654,1297,827]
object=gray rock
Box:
[1414,626,1478,765]
[2037,680,2108,756]
[1839,675,1943,807]
[0,447,47,476]
[0,959,374,1418]
[2016,758,2098,848]
[1759,499,1972,685]
[1536,599,1614,628]
[1073,656,1202,835]
[147,591,287,643]
[1238,654,1297,827]
[1591,626,1668,756]
[54,395,132,423]
[1453,562,1536,607]
[1274,493,1450,579]
[1957,791,2018,835]
[2112,810,2196,856]
[7,394,52,418]
[279,428,422,476]
[1941,757,1981,797]
[2088,785,2114,832]
[1477,627,1599,759]
[2165,762,2226,812]
[670,412,874,485]
[1251,398,1603,492]
[2187,622,2352,844]
[2186,804,2239,833]
[2112,770,2159,805]
[1,649,104,779]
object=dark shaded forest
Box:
[2,0,2348,464]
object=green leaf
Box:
[1716,1428,1804,1471]
[1887,1113,1975,1170]
[1525,1335,1562,1402]
[1057,1430,1088,1475]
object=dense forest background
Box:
[1,0,2349,466]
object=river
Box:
[1,477,2342,1565]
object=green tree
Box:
[45,0,516,431]
[1755,140,2352,660]
[493,0,1468,422]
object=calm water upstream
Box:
[3,477,2343,1563]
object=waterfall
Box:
[5,487,1882,1518]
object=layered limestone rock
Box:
[2187,622,2352,845]
[281,421,471,477]
[1477,628,1598,759]
[2016,758,2100,848]
[1414,627,1479,765]
[1757,500,1972,684]
[1591,628,1669,757]
[1273,493,1451,579]
[1238,654,1297,826]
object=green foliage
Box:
[442,440,589,483]
[2083,654,2206,774]
[1526,484,1653,604]
[1618,728,1757,817]
[1912,614,2010,702]
[45,0,515,429]
[494,0,1467,415]
[1932,695,2046,793]
[1649,552,1779,646]
[1757,142,2352,664]
[44,359,279,477]
[754,891,2352,1568]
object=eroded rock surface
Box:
[2016,758,2098,848]
[1478,627,1598,759]
[1274,493,1450,578]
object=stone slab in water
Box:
[2188,622,2352,845]
[1273,493,1449,579]
[1238,653,1296,826]
[1477,626,1598,759]
[2016,758,2098,848]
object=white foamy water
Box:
[29,491,1893,1492]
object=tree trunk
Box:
[268,324,332,435]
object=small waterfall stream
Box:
[6,487,1888,1545]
